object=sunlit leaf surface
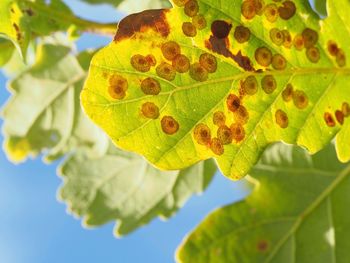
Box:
[177,143,350,263]
[59,142,216,236]
[82,0,350,180]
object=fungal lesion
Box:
[324,102,350,127]
[108,75,128,100]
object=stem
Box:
[24,0,118,36]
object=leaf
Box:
[82,0,350,180]
[1,43,107,163]
[176,143,350,263]
[313,0,327,17]
[58,142,216,236]
[0,0,73,59]
[0,38,15,67]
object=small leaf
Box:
[176,143,350,263]
[1,43,107,163]
[0,38,15,66]
[58,142,216,236]
[81,0,350,180]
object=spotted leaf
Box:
[82,0,350,180]
[177,143,350,263]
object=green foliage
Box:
[177,143,350,263]
[82,0,350,181]
[59,142,215,236]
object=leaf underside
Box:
[82,0,350,180]
[177,143,350,263]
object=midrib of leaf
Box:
[262,163,350,263]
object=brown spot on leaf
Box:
[234,25,251,44]
[264,3,279,22]
[161,116,179,135]
[306,47,320,63]
[270,28,284,46]
[213,111,226,126]
[211,20,232,39]
[255,47,272,67]
[210,138,224,155]
[234,105,250,124]
[192,14,207,30]
[275,109,289,128]
[182,22,197,37]
[108,75,128,100]
[141,102,160,119]
[230,123,245,143]
[324,112,336,127]
[293,90,309,109]
[145,54,157,66]
[242,76,258,95]
[194,123,211,145]
[282,30,292,48]
[241,0,256,20]
[278,1,296,20]
[141,78,161,95]
[227,94,241,112]
[161,41,181,61]
[336,49,346,67]
[327,41,339,57]
[172,54,190,73]
[173,0,189,7]
[261,75,277,94]
[156,62,176,81]
[335,110,345,125]
[199,53,217,73]
[293,34,304,50]
[342,102,350,117]
[302,28,318,48]
[189,63,208,82]
[131,54,151,72]
[217,125,233,145]
[272,54,287,70]
[184,0,199,17]
[114,9,170,42]
[13,23,22,41]
[257,240,270,252]
[282,84,294,102]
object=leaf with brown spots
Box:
[177,143,350,263]
[82,0,350,180]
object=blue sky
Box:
[0,1,249,262]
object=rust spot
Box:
[227,94,241,112]
[114,9,170,42]
[131,54,151,72]
[272,54,287,70]
[217,125,233,145]
[275,109,289,128]
[261,75,277,94]
[241,0,256,20]
[189,63,208,82]
[324,112,336,127]
[108,75,128,100]
[270,28,284,46]
[257,240,270,253]
[234,25,251,44]
[156,62,176,81]
[141,78,161,95]
[182,22,197,37]
[199,53,217,73]
[282,30,292,49]
[13,23,21,41]
[336,49,346,67]
[234,105,249,124]
[293,34,304,50]
[161,41,181,61]
[293,90,309,109]
[264,3,279,22]
[327,41,339,57]
[302,28,318,48]
[24,8,34,16]
[278,1,296,20]
[184,0,199,17]
[141,102,160,119]
[230,123,245,143]
[192,14,207,30]
[255,47,272,67]
[242,76,258,95]
[282,83,294,102]
[194,123,211,145]
[172,54,190,73]
[306,47,320,63]
[342,102,350,117]
[10,8,15,13]
[145,54,157,66]
[213,111,226,126]
[210,138,224,155]
[161,116,179,135]
[335,110,345,125]
[173,0,189,7]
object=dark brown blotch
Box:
[114,9,170,42]
[211,20,232,39]
[226,94,241,112]
[302,28,318,48]
[335,110,345,125]
[324,112,336,127]
[278,1,296,20]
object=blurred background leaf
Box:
[59,143,216,236]
[177,142,350,262]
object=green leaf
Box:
[176,143,350,263]
[313,0,327,17]
[0,38,15,67]
[58,142,216,236]
[81,0,350,180]
[1,43,107,163]
[0,0,73,59]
